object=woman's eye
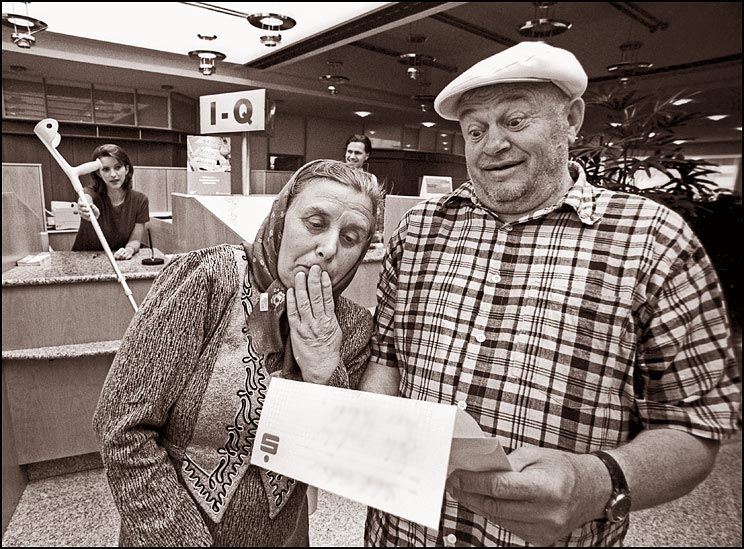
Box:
[342,234,359,246]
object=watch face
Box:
[609,493,632,522]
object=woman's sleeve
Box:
[92,248,233,546]
[326,301,374,390]
[135,192,150,224]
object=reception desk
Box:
[2,251,168,466]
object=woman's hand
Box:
[287,265,343,384]
[77,196,100,222]
[114,246,135,260]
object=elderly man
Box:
[361,41,740,546]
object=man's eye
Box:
[506,118,525,129]
[468,130,484,140]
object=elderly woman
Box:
[93,159,381,546]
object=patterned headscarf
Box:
[242,159,378,377]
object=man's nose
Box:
[483,128,510,155]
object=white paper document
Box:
[449,409,513,474]
[251,378,511,529]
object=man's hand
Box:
[447,446,609,546]
[287,265,343,384]
[77,195,100,222]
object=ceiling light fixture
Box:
[421,122,437,128]
[706,114,729,121]
[319,61,349,96]
[2,2,48,48]
[399,30,434,80]
[188,50,226,76]
[606,41,653,84]
[672,98,694,106]
[354,111,372,118]
[248,12,296,48]
[519,2,572,38]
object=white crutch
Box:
[34,118,139,312]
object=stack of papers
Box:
[17,252,51,267]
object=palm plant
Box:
[571,85,741,322]
[570,86,723,221]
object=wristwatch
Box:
[593,450,631,523]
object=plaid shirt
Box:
[365,165,740,547]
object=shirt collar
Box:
[441,162,603,226]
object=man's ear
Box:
[566,97,585,145]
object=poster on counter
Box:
[186,135,231,195]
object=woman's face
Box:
[98,156,129,190]
[278,178,373,288]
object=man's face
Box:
[458,83,582,220]
[345,142,369,169]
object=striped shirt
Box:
[365,165,740,547]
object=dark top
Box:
[72,189,149,251]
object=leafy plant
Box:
[571,85,742,322]
[570,86,724,222]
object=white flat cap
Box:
[434,41,587,121]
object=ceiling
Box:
[2,2,742,146]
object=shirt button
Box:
[456,400,467,411]
[501,225,513,232]
[474,332,486,343]
[491,272,501,283]
[446,533,457,545]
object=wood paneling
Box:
[306,117,363,162]
[133,168,168,213]
[2,279,153,350]
[166,169,187,209]
[1,164,46,233]
[269,114,305,156]
[4,354,113,464]
[171,194,243,253]
[2,193,45,273]
[2,367,27,533]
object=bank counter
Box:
[2,250,168,466]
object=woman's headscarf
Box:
[242,159,379,377]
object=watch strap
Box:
[593,450,631,523]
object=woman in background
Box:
[93,159,381,546]
[72,144,149,260]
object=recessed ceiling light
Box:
[673,139,687,145]
[672,98,693,106]
[421,122,436,128]
[354,111,372,118]
[368,130,376,135]
[706,114,728,121]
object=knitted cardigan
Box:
[93,244,373,546]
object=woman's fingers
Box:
[321,270,335,317]
[307,265,325,318]
[293,271,314,321]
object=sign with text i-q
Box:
[200,89,267,134]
